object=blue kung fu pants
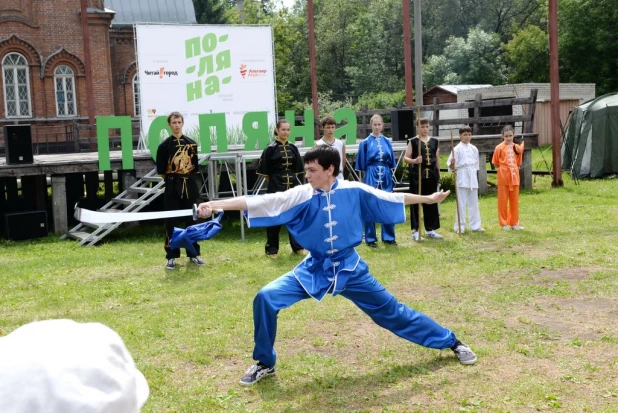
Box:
[364,222,396,244]
[252,271,457,367]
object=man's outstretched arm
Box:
[403,190,450,206]
[198,197,248,218]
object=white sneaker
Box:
[502,225,511,230]
[412,231,424,241]
[454,227,465,234]
[472,228,485,232]
[426,230,443,239]
[511,225,524,231]
[190,256,205,266]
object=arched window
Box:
[132,73,140,117]
[2,52,31,117]
[54,65,76,117]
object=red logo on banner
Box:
[239,64,247,79]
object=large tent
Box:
[562,93,618,178]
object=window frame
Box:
[132,73,140,117]
[2,52,32,118]
[54,65,77,117]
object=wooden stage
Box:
[0,134,538,240]
[0,150,156,178]
[0,150,157,238]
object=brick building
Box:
[0,0,195,153]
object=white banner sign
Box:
[135,24,276,146]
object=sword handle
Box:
[192,204,198,221]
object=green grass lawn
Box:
[1,174,617,412]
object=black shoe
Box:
[165,259,176,270]
[366,242,378,248]
[239,363,275,386]
[384,240,397,245]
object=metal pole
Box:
[79,0,95,124]
[402,0,413,107]
[237,0,245,23]
[413,0,423,107]
[548,0,563,187]
[307,0,319,119]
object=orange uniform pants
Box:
[497,185,519,226]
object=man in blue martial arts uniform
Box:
[197,146,477,386]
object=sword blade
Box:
[75,205,197,224]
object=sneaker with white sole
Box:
[239,363,275,386]
[472,228,485,232]
[426,230,443,239]
[412,231,424,241]
[511,225,524,231]
[451,340,477,365]
[502,225,511,230]
[165,259,176,270]
[190,256,205,266]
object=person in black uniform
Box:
[403,117,443,240]
[156,111,204,270]
[256,119,307,258]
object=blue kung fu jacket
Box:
[355,134,397,192]
[245,180,406,301]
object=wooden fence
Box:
[353,89,538,140]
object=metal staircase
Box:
[63,168,166,246]
[64,154,211,246]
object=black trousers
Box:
[409,175,441,232]
[164,190,200,259]
[265,225,302,255]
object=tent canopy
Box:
[562,93,618,178]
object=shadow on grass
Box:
[254,356,453,410]
[161,262,207,282]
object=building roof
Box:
[104,0,196,26]
[424,85,492,96]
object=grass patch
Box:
[2,175,618,412]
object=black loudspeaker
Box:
[5,210,48,241]
[390,110,416,141]
[3,125,33,164]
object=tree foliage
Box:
[503,25,549,83]
[193,0,229,24]
[218,0,614,112]
[559,0,618,95]
[423,28,507,86]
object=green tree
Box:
[193,0,229,24]
[503,25,549,83]
[343,0,405,97]
[422,0,471,57]
[271,7,311,112]
[423,28,507,87]
[559,0,618,95]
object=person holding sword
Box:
[197,145,477,386]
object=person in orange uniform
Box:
[492,125,524,230]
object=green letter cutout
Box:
[147,116,172,161]
[285,110,315,147]
[334,108,357,145]
[243,112,270,150]
[198,113,228,154]
[96,116,133,171]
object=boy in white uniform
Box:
[315,116,345,180]
[447,125,485,233]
